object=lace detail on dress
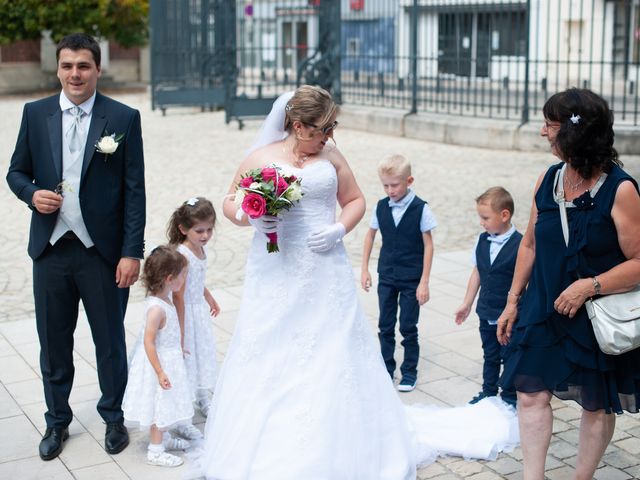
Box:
[122,297,194,429]
[177,244,218,391]
[293,402,316,447]
[292,330,316,366]
[236,327,261,364]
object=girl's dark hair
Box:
[167,197,217,244]
[543,88,622,178]
[141,245,188,295]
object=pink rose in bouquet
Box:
[275,177,289,195]
[261,167,278,183]
[239,176,255,188]
[234,164,304,253]
[241,193,267,218]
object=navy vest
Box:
[475,230,522,320]
[377,195,426,281]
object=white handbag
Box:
[555,165,640,355]
[583,286,640,355]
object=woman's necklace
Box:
[283,143,309,167]
[564,171,586,191]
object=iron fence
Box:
[150,0,640,126]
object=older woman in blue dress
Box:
[497,88,640,480]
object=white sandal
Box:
[171,423,203,440]
[147,450,183,467]
[163,435,190,451]
[196,398,211,417]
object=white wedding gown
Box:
[197,160,518,479]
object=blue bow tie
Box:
[487,235,509,244]
[389,198,411,208]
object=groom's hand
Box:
[116,257,140,288]
[32,190,62,214]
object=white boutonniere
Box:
[96,132,124,161]
[54,180,74,196]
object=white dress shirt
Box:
[471,224,517,266]
[369,189,438,232]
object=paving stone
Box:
[551,418,573,434]
[556,428,580,445]
[546,465,576,479]
[616,414,640,431]
[417,461,448,478]
[0,383,21,419]
[58,432,112,471]
[548,439,578,460]
[593,465,633,480]
[603,449,640,469]
[0,415,43,463]
[624,465,640,478]
[0,455,74,479]
[507,447,523,461]
[611,428,632,442]
[545,454,565,470]
[71,462,129,480]
[504,472,524,480]
[466,472,504,480]
[552,406,581,422]
[614,436,640,455]
[446,459,484,477]
[486,456,522,475]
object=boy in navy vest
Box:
[361,155,436,392]
[455,187,521,407]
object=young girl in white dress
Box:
[168,197,220,425]
[122,246,194,467]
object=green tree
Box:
[0,0,148,48]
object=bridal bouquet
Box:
[234,165,303,253]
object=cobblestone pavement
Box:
[1,92,639,479]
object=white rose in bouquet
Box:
[285,182,303,202]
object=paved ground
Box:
[1,91,640,479]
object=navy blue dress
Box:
[502,162,640,414]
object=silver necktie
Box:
[66,106,85,154]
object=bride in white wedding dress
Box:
[197,86,518,479]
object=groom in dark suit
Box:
[6,33,145,460]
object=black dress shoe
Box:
[39,427,69,461]
[105,422,129,454]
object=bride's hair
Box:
[167,197,217,245]
[284,85,338,133]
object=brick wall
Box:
[109,42,140,60]
[1,40,40,62]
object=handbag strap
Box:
[553,163,607,248]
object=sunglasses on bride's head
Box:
[303,120,339,135]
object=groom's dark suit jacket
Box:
[6,90,145,428]
[6,91,145,264]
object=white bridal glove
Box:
[248,215,280,235]
[307,223,346,253]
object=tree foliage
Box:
[0,0,148,48]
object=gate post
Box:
[321,0,342,103]
[410,0,419,114]
[521,0,531,125]
[212,0,238,124]
[298,0,342,102]
[149,0,167,112]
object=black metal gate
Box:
[151,0,640,126]
[150,0,341,126]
